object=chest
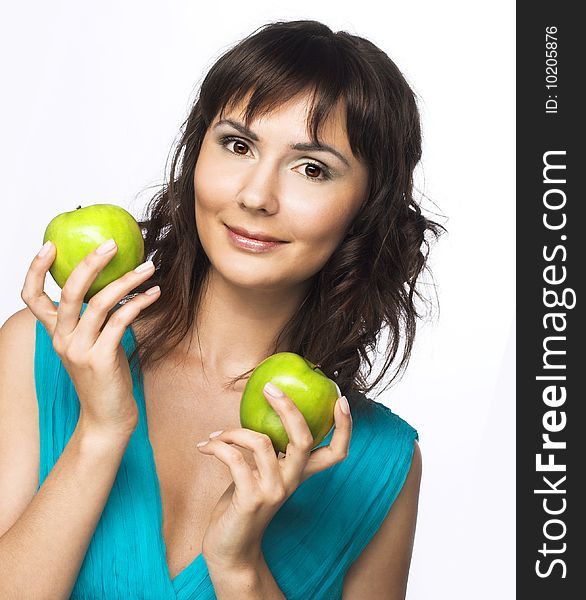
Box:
[141,361,253,579]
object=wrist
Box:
[203,543,263,577]
[206,551,285,600]
[76,415,136,452]
[206,562,262,599]
[207,560,259,583]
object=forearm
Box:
[207,552,286,600]
[0,418,133,600]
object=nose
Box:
[236,160,280,215]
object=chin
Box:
[212,260,288,290]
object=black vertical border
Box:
[517,3,583,597]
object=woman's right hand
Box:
[21,238,161,438]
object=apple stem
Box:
[76,205,81,210]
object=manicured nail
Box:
[196,440,209,447]
[338,396,350,415]
[145,285,161,296]
[264,382,284,397]
[209,430,223,438]
[96,238,116,254]
[134,260,154,273]
[37,241,52,258]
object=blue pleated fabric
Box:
[34,304,418,599]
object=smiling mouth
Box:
[225,224,286,243]
[225,224,287,252]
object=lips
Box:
[225,224,287,253]
[225,224,287,243]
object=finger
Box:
[91,285,161,355]
[197,439,258,506]
[73,260,156,350]
[54,238,120,338]
[263,383,315,475]
[302,396,353,482]
[204,429,286,501]
[20,241,59,334]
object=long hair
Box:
[125,20,446,412]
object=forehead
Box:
[216,90,351,148]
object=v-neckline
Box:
[128,325,205,586]
[125,324,335,589]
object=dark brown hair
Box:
[126,19,446,412]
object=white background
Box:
[0,1,515,598]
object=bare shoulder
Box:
[0,306,38,374]
[0,306,38,394]
[1,305,38,337]
[0,307,40,538]
[342,441,422,599]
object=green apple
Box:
[240,352,341,454]
[43,203,145,303]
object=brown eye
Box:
[233,141,249,155]
[304,164,322,178]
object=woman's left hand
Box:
[197,383,352,572]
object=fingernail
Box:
[209,430,223,438]
[264,382,284,397]
[338,396,350,415]
[134,260,154,273]
[96,238,117,254]
[196,440,209,447]
[145,285,161,296]
[37,241,52,258]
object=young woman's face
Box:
[193,92,369,291]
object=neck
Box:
[184,268,310,384]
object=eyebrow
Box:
[213,118,350,167]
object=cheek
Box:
[293,200,354,246]
[288,206,352,271]
[193,150,234,212]
[193,155,226,249]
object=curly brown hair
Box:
[125,20,446,413]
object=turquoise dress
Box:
[34,308,418,599]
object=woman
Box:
[0,20,444,599]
